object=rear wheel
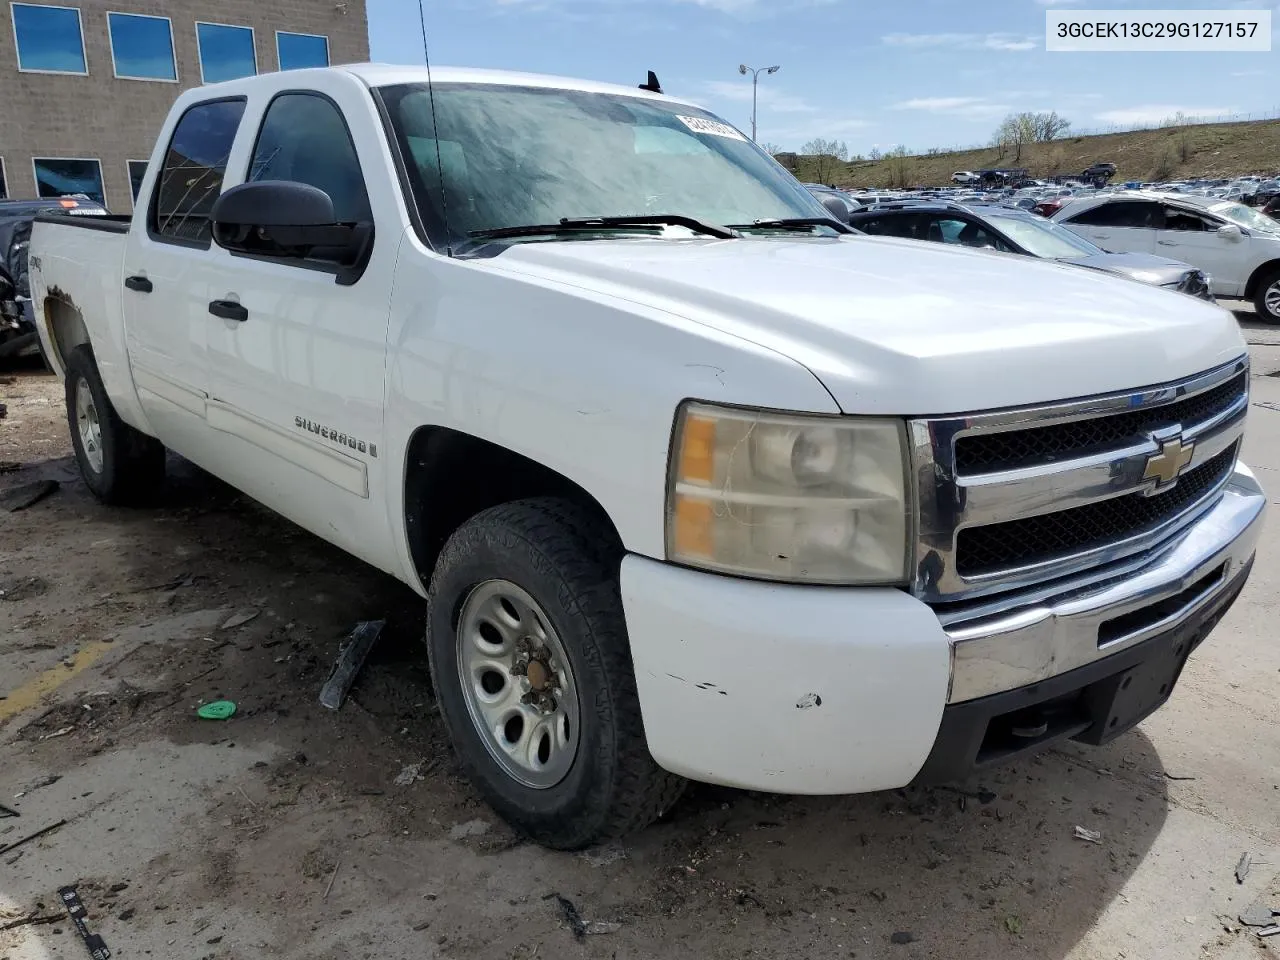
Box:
[1255,268,1280,324]
[64,344,165,504]
[425,498,685,849]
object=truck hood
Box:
[1058,251,1196,284]
[480,235,1246,415]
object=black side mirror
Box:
[212,181,371,279]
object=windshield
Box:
[376,82,831,250]
[1209,200,1280,235]
[986,214,1104,258]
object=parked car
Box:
[1053,192,1280,321]
[29,64,1265,848]
[1083,163,1117,180]
[951,170,980,184]
[849,201,1213,300]
[0,195,108,361]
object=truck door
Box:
[121,98,247,451]
[202,79,400,572]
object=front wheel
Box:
[1255,269,1280,324]
[425,498,685,849]
[64,344,165,504]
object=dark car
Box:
[1082,162,1117,179]
[0,195,108,361]
[848,200,1214,301]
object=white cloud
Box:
[702,79,818,113]
[1094,104,1237,125]
[882,32,1039,51]
[890,96,1011,119]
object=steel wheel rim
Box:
[456,579,581,790]
[1265,280,1280,318]
[75,378,104,475]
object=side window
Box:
[1067,200,1158,229]
[248,93,371,225]
[861,215,916,239]
[1162,206,1211,231]
[150,99,247,246]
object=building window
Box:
[33,158,104,205]
[127,160,148,202]
[151,98,247,246]
[195,22,256,84]
[0,158,8,200]
[11,3,87,75]
[107,12,176,81]
[276,31,328,70]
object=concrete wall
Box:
[0,0,370,209]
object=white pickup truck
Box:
[29,64,1265,850]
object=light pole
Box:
[738,63,779,143]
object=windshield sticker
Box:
[676,115,747,142]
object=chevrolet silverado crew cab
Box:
[29,65,1265,850]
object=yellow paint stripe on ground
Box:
[0,641,113,724]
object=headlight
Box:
[666,401,911,585]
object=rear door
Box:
[1059,199,1160,255]
[122,97,246,450]
[1152,204,1245,296]
[201,76,401,570]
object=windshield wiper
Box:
[727,217,855,235]
[469,214,737,242]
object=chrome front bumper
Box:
[944,462,1266,703]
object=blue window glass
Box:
[276,32,328,70]
[107,13,176,81]
[11,3,86,74]
[196,22,256,84]
[33,158,104,206]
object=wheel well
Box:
[403,427,623,588]
[1244,259,1280,299]
[43,294,89,368]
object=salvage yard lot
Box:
[3,314,1280,960]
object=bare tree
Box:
[868,146,883,161]
[759,141,782,156]
[801,138,849,184]
[884,145,914,188]
[993,113,1035,163]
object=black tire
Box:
[64,344,165,504]
[425,497,685,849]
[1253,268,1280,324]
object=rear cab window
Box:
[149,98,247,247]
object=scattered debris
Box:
[0,575,48,601]
[449,819,491,841]
[1259,926,1280,938]
[0,802,19,818]
[0,819,67,856]
[41,726,75,740]
[15,773,61,797]
[219,608,260,631]
[0,912,61,932]
[0,479,59,512]
[324,859,341,900]
[551,894,619,939]
[197,701,237,721]
[1236,851,1252,884]
[1240,904,1279,927]
[890,931,916,945]
[1073,826,1102,844]
[1148,772,1197,782]
[319,620,385,710]
[394,762,425,787]
[59,886,111,960]
[795,693,822,709]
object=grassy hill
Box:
[786,118,1280,189]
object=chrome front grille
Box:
[909,357,1249,604]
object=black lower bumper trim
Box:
[912,555,1254,786]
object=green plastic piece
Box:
[197,701,237,720]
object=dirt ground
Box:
[3,310,1280,960]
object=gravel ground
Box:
[2,311,1279,960]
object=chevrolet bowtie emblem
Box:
[1143,435,1195,486]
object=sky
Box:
[366,0,1280,154]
